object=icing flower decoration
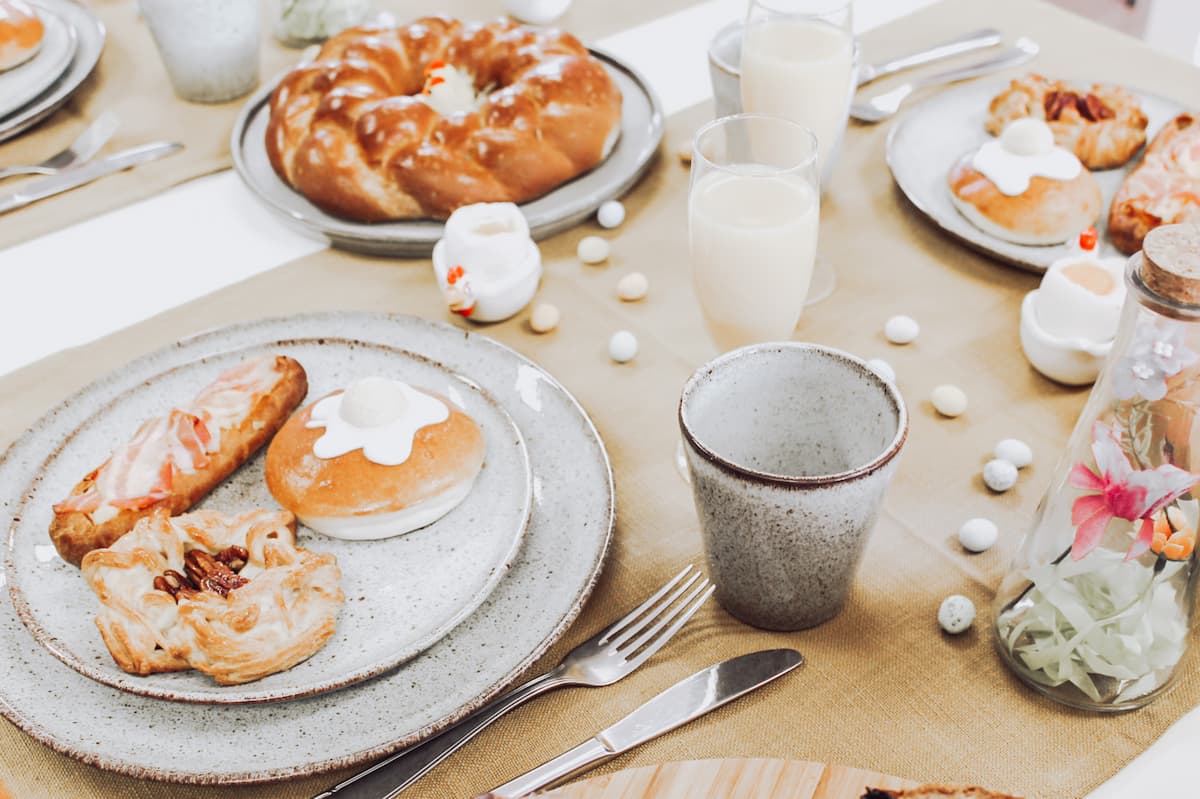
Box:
[1112,323,1198,402]
[1069,422,1199,560]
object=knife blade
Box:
[483,649,803,799]
[0,141,184,215]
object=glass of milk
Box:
[739,0,854,305]
[688,113,819,353]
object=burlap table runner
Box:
[0,0,697,250]
[3,1,1200,797]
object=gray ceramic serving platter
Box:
[885,78,1184,274]
[7,339,533,705]
[231,48,664,256]
[0,0,104,143]
[0,313,614,783]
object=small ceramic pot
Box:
[141,0,259,103]
[1019,291,1113,386]
[679,343,908,630]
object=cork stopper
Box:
[1141,224,1200,305]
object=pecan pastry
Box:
[81,508,344,685]
[986,74,1148,169]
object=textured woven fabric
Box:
[3,1,1200,798]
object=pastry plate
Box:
[231,48,664,257]
[0,313,613,782]
[885,79,1184,274]
[7,339,533,704]
[0,7,77,120]
[0,0,104,143]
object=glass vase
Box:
[994,225,1200,711]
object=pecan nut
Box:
[184,550,250,597]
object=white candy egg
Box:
[1001,117,1055,157]
[597,200,626,229]
[931,385,967,417]
[530,303,560,333]
[958,518,999,553]
[609,330,638,363]
[884,315,919,344]
[866,358,895,383]
[938,595,976,634]
[340,377,409,428]
[502,0,572,25]
[617,272,648,301]
[994,438,1033,469]
[983,459,1018,492]
[578,236,610,264]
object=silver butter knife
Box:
[857,27,1002,87]
[481,649,804,799]
[0,141,184,215]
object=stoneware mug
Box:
[679,342,908,630]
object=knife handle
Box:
[489,738,614,798]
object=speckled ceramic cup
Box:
[679,343,908,631]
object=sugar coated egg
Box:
[931,385,967,417]
[578,236,610,264]
[530,303,560,333]
[994,438,1033,469]
[938,595,976,634]
[597,200,626,229]
[958,518,999,553]
[983,459,1018,492]
[609,330,638,363]
[884,315,919,344]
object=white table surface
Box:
[0,0,1195,794]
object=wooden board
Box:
[541,758,920,798]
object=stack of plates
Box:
[0,313,614,784]
[0,0,104,143]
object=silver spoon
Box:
[851,37,1039,123]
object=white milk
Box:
[688,169,819,351]
[740,18,854,175]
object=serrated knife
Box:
[479,649,803,799]
[0,141,183,215]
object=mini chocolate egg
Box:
[530,303,560,333]
[983,459,1018,492]
[617,272,648,301]
[994,438,1033,469]
[958,518,999,553]
[578,236,610,264]
[885,315,919,344]
[609,330,638,363]
[598,200,626,229]
[931,385,967,417]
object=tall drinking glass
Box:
[739,0,854,304]
[676,113,820,480]
[689,114,820,351]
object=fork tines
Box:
[601,565,714,667]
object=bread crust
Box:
[265,388,485,520]
[50,357,308,567]
[1109,113,1200,254]
[947,154,1102,245]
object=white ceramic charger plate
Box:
[0,6,77,119]
[231,48,664,256]
[0,313,613,783]
[885,79,1184,273]
[6,339,533,704]
[0,0,104,142]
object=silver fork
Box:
[314,565,715,799]
[850,37,1039,123]
[0,112,119,181]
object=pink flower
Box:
[1069,422,1199,560]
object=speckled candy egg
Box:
[938,594,976,634]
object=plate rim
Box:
[884,78,1186,274]
[229,45,665,256]
[0,0,105,143]
[0,7,79,119]
[5,336,535,705]
[0,312,615,783]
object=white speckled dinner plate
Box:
[0,0,104,143]
[0,7,77,120]
[0,313,613,782]
[885,79,1184,273]
[7,339,532,704]
[230,48,664,256]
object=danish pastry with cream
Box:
[265,376,485,540]
[948,118,1102,246]
[81,508,343,685]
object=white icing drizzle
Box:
[972,139,1081,196]
[306,380,449,466]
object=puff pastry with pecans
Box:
[986,73,1148,169]
[81,508,344,685]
